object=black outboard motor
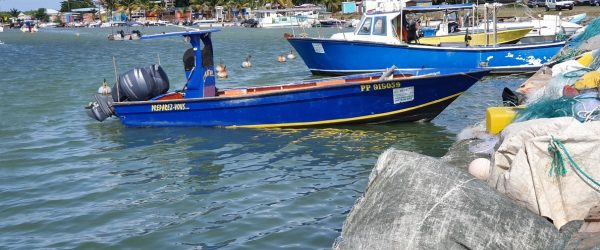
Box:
[147,64,170,97]
[116,67,155,101]
[113,64,170,101]
[86,65,170,122]
[86,80,115,122]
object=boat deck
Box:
[156,74,416,101]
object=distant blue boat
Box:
[286,4,565,75]
[86,30,490,127]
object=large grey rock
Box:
[333,149,570,250]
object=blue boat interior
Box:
[142,30,484,102]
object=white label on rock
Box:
[393,87,414,104]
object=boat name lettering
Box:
[204,69,214,80]
[360,82,402,92]
[151,103,188,112]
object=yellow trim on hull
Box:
[227,92,463,129]
[418,28,532,46]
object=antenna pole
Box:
[113,56,120,102]
[157,53,161,65]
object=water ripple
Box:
[0,27,522,249]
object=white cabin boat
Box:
[254,8,319,28]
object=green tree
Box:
[138,0,152,18]
[322,0,340,12]
[117,0,141,21]
[34,8,49,22]
[175,0,190,7]
[60,0,95,12]
[150,1,166,19]
[9,8,19,18]
[96,0,117,17]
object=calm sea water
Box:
[0,27,525,249]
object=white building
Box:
[363,0,410,12]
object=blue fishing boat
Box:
[286,4,565,75]
[85,30,490,127]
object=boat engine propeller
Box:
[86,64,170,122]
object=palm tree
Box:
[321,0,340,12]
[96,0,116,20]
[276,0,292,8]
[149,1,166,20]
[137,0,151,19]
[118,0,140,21]
[9,8,19,18]
[189,0,203,12]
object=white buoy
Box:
[277,55,286,63]
[287,50,296,60]
[241,55,252,68]
[217,65,228,79]
[97,79,112,96]
[468,158,491,180]
[216,60,226,73]
[76,32,80,37]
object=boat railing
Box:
[287,16,354,39]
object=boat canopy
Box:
[142,29,221,99]
[403,3,475,13]
[141,29,221,40]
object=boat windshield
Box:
[372,16,387,36]
[358,17,372,35]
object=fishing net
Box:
[554,17,600,62]
[515,97,577,122]
[527,49,600,103]
[517,92,600,122]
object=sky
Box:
[0,0,62,11]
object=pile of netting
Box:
[554,17,600,62]
[516,47,600,122]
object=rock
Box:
[333,149,569,250]
[468,158,491,180]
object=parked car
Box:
[527,0,546,7]
[545,0,574,10]
[592,0,600,5]
[574,0,590,4]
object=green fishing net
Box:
[515,97,577,122]
[554,17,600,62]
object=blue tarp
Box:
[342,2,357,14]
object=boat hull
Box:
[112,69,489,127]
[419,28,532,46]
[287,37,564,75]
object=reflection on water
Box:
[84,121,454,248]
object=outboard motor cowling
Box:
[117,67,155,101]
[112,83,127,102]
[146,64,170,97]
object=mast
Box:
[493,3,497,47]
[484,4,488,46]
[400,4,404,44]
